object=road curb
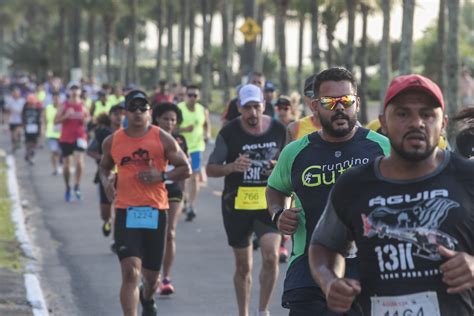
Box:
[6,155,49,316]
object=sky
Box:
[144,0,442,67]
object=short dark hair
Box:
[186,84,199,91]
[96,113,111,127]
[313,67,357,98]
[152,102,183,126]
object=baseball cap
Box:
[304,74,316,98]
[275,96,291,107]
[239,84,264,106]
[384,74,445,111]
[264,81,276,92]
[125,90,148,107]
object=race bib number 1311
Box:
[371,291,441,316]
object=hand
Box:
[439,246,474,293]
[138,159,161,184]
[229,154,252,173]
[64,107,75,119]
[104,173,116,202]
[325,278,361,313]
[183,125,194,132]
[277,207,302,234]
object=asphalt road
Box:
[3,130,288,316]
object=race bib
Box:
[76,138,87,149]
[234,186,267,210]
[165,165,175,184]
[371,291,441,316]
[126,206,159,229]
[26,124,39,134]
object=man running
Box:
[4,86,25,153]
[207,84,286,316]
[55,84,90,202]
[266,67,390,315]
[176,85,211,221]
[100,90,191,316]
[310,74,474,316]
[21,94,43,164]
[43,91,62,174]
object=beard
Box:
[390,131,437,162]
[246,116,258,127]
[319,111,357,137]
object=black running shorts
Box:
[221,196,279,248]
[59,142,84,157]
[114,208,167,271]
[24,133,39,144]
[166,182,183,203]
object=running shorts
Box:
[190,151,202,172]
[24,133,39,144]
[114,208,167,271]
[47,138,60,153]
[9,123,22,131]
[221,196,278,248]
[60,141,85,157]
[166,182,183,203]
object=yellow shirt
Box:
[294,115,320,140]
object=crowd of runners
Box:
[0,67,473,316]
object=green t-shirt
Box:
[177,102,206,153]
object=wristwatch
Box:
[272,208,285,227]
[161,172,168,182]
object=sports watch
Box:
[161,172,168,182]
[272,208,285,227]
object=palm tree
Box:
[378,0,391,111]
[311,0,321,74]
[178,0,187,81]
[241,0,256,76]
[221,0,233,103]
[100,0,121,82]
[166,0,175,82]
[127,0,139,84]
[434,0,446,91]
[399,0,415,75]
[359,1,372,124]
[275,0,289,94]
[445,0,460,121]
[345,0,358,72]
[321,1,345,67]
[255,1,266,72]
[187,1,196,80]
[69,4,82,70]
[201,0,212,105]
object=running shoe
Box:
[185,208,196,222]
[279,245,289,263]
[102,221,111,237]
[139,285,157,316]
[159,278,175,295]
[65,188,72,202]
[74,185,82,201]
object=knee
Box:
[235,262,252,278]
[122,265,140,284]
[167,229,176,243]
[262,250,279,267]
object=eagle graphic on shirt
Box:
[362,198,459,261]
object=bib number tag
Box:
[76,138,87,149]
[234,186,267,210]
[126,207,159,229]
[371,291,441,316]
[26,124,39,134]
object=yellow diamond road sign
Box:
[239,17,261,42]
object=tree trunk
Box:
[128,0,138,84]
[87,12,96,80]
[276,0,288,94]
[359,3,369,124]
[446,0,460,121]
[345,0,356,72]
[103,15,113,83]
[70,7,82,69]
[399,0,415,75]
[221,0,233,103]
[311,0,321,74]
[0,25,4,74]
[154,0,164,84]
[201,0,212,105]
[179,0,187,81]
[230,9,237,74]
[435,0,446,91]
[58,5,66,78]
[241,0,256,77]
[297,12,305,92]
[255,2,265,72]
[379,0,391,112]
[187,1,195,80]
[166,1,175,82]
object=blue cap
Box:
[264,81,276,92]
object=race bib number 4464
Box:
[371,292,441,316]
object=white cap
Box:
[238,84,264,106]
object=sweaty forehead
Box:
[317,80,355,97]
[388,91,441,109]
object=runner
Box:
[100,90,190,316]
[207,84,286,316]
[87,106,124,241]
[275,96,296,127]
[309,74,474,316]
[151,102,188,295]
[266,67,390,315]
[55,84,90,202]
[287,75,322,142]
[21,94,43,165]
[90,90,110,119]
[43,91,62,175]
[4,86,25,153]
[453,107,474,159]
[176,85,211,221]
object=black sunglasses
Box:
[187,93,198,98]
[126,104,149,112]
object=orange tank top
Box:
[111,125,169,210]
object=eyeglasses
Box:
[304,91,314,98]
[314,94,357,111]
[126,104,149,112]
[187,93,198,98]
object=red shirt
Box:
[59,101,87,143]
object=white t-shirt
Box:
[5,96,25,124]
